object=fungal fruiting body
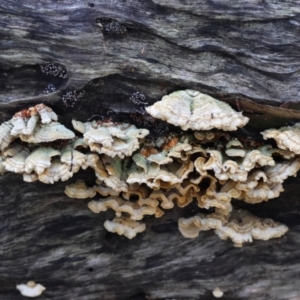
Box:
[213,287,224,298]
[16,281,46,298]
[145,90,249,131]
[0,91,296,244]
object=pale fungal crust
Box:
[65,180,96,199]
[104,217,146,239]
[146,90,249,131]
[261,123,300,154]
[178,210,288,247]
[16,281,46,298]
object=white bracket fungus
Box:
[212,287,224,298]
[16,281,46,298]
[104,217,146,239]
[262,123,300,154]
[146,90,249,131]
[65,180,96,199]
[178,209,288,247]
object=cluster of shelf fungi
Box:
[2,89,300,268]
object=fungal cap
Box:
[146,90,249,131]
[20,122,75,143]
[16,281,46,298]
[38,160,79,184]
[88,197,157,220]
[3,148,30,173]
[261,123,300,154]
[64,180,96,199]
[36,103,58,123]
[104,217,146,239]
[213,287,224,298]
[25,147,60,174]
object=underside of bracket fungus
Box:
[1,90,298,244]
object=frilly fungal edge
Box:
[1,90,299,245]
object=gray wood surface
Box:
[1,1,300,299]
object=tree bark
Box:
[1,1,300,299]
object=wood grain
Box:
[1,1,300,299]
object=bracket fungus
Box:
[104,217,146,239]
[145,90,249,131]
[262,123,300,154]
[16,281,46,298]
[65,180,96,199]
[178,209,288,247]
[0,92,297,243]
[213,287,224,298]
[72,119,149,158]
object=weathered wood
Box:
[1,1,300,104]
[1,1,300,299]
